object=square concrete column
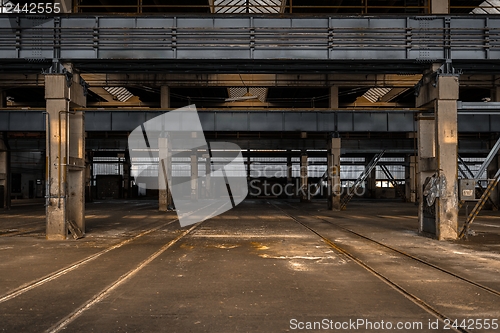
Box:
[490,89,500,210]
[247,154,251,179]
[366,154,377,198]
[416,73,459,240]
[329,86,339,109]
[161,86,170,109]
[205,153,212,199]
[66,105,85,234]
[191,149,198,201]
[45,73,86,240]
[327,138,341,210]
[122,153,130,199]
[405,155,417,203]
[158,137,173,211]
[0,134,11,209]
[430,0,449,14]
[300,153,309,202]
[487,153,500,210]
[287,153,292,184]
[0,88,5,108]
[85,151,93,202]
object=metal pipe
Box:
[58,110,66,209]
[43,111,50,208]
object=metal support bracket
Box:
[414,79,422,97]
[64,70,73,88]
[414,61,461,97]
[42,59,65,75]
[436,60,462,77]
[80,76,89,97]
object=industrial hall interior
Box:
[1,1,500,332]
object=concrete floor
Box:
[0,199,499,333]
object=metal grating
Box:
[471,0,500,13]
[362,88,392,103]
[103,87,134,102]
[213,0,284,14]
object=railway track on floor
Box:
[45,221,202,333]
[282,202,500,298]
[0,200,225,333]
[0,217,181,304]
[0,226,45,237]
[0,200,159,238]
[271,201,500,333]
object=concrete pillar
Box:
[67,108,85,234]
[370,167,377,198]
[45,73,86,240]
[0,88,5,108]
[491,86,500,102]
[0,134,11,209]
[487,153,500,210]
[489,89,500,210]
[329,86,339,109]
[287,153,292,184]
[247,154,251,180]
[416,72,459,240]
[300,152,309,202]
[85,151,92,202]
[430,0,449,14]
[405,155,417,203]
[191,149,198,200]
[327,138,341,210]
[158,137,172,211]
[366,154,377,198]
[123,153,130,199]
[161,86,170,108]
[205,153,212,199]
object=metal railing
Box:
[73,0,432,15]
[4,15,500,64]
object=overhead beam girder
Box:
[3,74,500,89]
[4,107,500,133]
[78,74,423,88]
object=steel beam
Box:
[2,73,500,88]
[0,16,500,64]
[2,108,500,133]
[77,73,423,88]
